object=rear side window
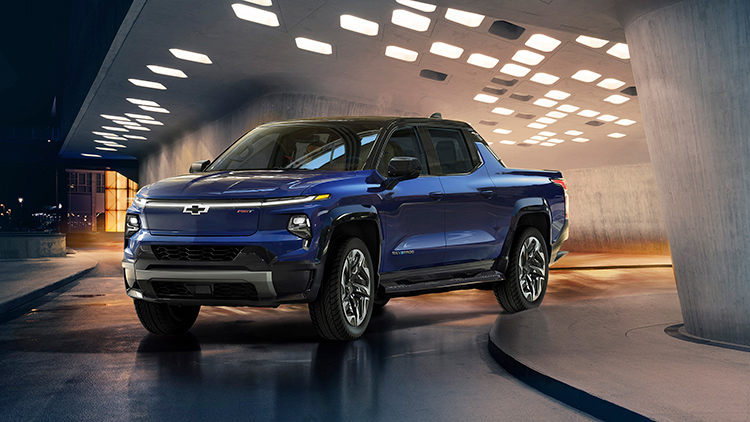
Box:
[377,127,429,176]
[427,128,474,174]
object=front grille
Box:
[152,282,258,299]
[152,245,243,262]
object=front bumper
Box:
[122,244,324,307]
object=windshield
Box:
[207,123,384,172]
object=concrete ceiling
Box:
[61,0,651,171]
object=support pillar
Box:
[624,0,750,344]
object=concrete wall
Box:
[563,163,670,255]
[140,93,419,184]
[0,234,66,259]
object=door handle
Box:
[480,190,493,199]
[429,191,444,200]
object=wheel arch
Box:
[495,198,551,274]
[317,205,382,283]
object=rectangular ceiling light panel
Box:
[557,104,580,112]
[128,79,167,90]
[385,45,418,62]
[169,48,212,64]
[127,98,160,107]
[231,3,280,27]
[392,9,431,32]
[597,78,626,89]
[340,14,379,36]
[123,135,147,140]
[606,43,630,59]
[565,130,583,136]
[396,0,436,13]
[493,128,511,134]
[139,105,170,113]
[578,109,599,117]
[295,37,333,55]
[576,35,608,48]
[474,94,498,103]
[467,53,498,68]
[147,65,187,78]
[499,63,530,77]
[571,69,601,82]
[444,8,484,27]
[525,34,561,52]
[533,98,558,108]
[545,90,571,100]
[244,0,272,6]
[529,72,559,85]
[512,50,545,66]
[430,42,463,59]
[604,94,630,104]
[491,107,514,115]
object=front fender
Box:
[316,204,382,264]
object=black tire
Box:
[309,237,375,340]
[373,296,390,309]
[493,227,549,313]
[134,299,200,335]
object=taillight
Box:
[551,178,569,218]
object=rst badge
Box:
[183,204,209,215]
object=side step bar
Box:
[382,270,505,298]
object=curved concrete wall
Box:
[0,234,67,259]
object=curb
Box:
[487,334,656,422]
[0,264,97,315]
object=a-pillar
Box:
[623,0,750,344]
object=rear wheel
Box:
[493,227,548,313]
[134,299,200,335]
[309,237,374,340]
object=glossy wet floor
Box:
[0,248,677,421]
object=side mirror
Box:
[189,160,210,173]
[388,157,421,179]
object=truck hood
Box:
[141,170,354,200]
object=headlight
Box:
[288,214,312,240]
[133,196,146,207]
[125,213,141,248]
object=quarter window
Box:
[427,128,475,174]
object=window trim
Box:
[371,124,437,178]
[422,126,483,176]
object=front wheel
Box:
[493,227,549,313]
[309,237,374,340]
[134,299,200,335]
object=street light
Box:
[18,198,23,204]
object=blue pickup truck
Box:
[122,116,568,340]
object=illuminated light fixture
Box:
[540,142,556,147]
[525,34,561,52]
[491,107,514,115]
[169,48,212,64]
[103,135,127,140]
[533,98,558,108]
[537,117,557,124]
[572,137,590,143]
[565,130,583,136]
[115,120,138,125]
[499,140,516,145]
[530,135,548,141]
[539,131,556,136]
[430,42,463,59]
[523,139,540,144]
[546,111,567,119]
[467,53,498,68]
[511,50,545,66]
[615,118,636,126]
[548,138,564,143]
[102,126,128,132]
[578,109,600,117]
[384,45,418,62]
[597,114,619,122]
[103,142,126,148]
[391,9,431,32]
[127,126,151,131]
[571,69,601,82]
[529,73,559,85]
[95,147,118,151]
[92,131,115,137]
[147,65,187,78]
[604,94,630,104]
[493,128,512,134]
[123,135,147,140]
[139,105,170,113]
[100,114,129,121]
[94,140,115,144]
[444,8,484,27]
[127,98,160,107]
[474,93,498,103]
[528,122,547,129]
[295,37,333,55]
[608,132,626,138]
[597,78,626,89]
[81,153,101,158]
[125,113,153,120]
[499,63,530,77]
[128,79,167,90]
[340,14,379,36]
[244,0,272,5]
[557,104,580,113]
[606,43,630,59]
[232,3,280,26]
[545,90,571,100]
[395,0,436,13]
[137,119,164,125]
[575,35,608,48]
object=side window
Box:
[377,127,429,176]
[427,128,475,175]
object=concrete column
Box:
[624,0,750,344]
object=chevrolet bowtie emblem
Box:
[183,204,209,215]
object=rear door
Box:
[376,126,445,273]
[424,127,501,265]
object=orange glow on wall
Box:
[105,171,138,232]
